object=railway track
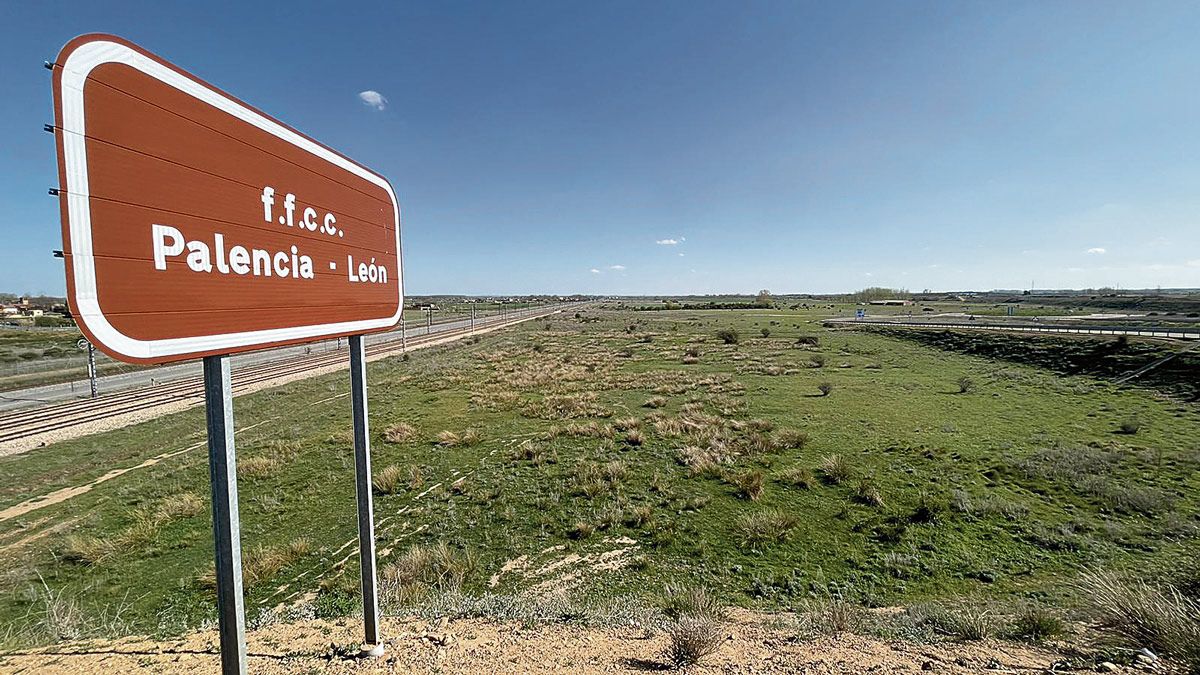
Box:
[0,306,567,445]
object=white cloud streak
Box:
[1086,247,1106,255]
[609,264,626,271]
[358,90,388,110]
[589,268,601,274]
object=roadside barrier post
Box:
[349,335,383,653]
[202,355,247,675]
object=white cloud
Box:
[609,264,626,271]
[358,90,388,110]
[678,253,685,257]
[589,268,601,274]
[1187,259,1200,268]
[1086,247,1106,255]
[655,238,680,246]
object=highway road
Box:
[826,318,1200,340]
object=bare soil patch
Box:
[0,609,1099,674]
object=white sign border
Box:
[59,38,404,361]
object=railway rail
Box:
[0,305,571,445]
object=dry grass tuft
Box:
[666,615,725,667]
[774,428,810,450]
[623,505,654,528]
[197,538,312,589]
[381,543,478,605]
[643,395,668,409]
[661,585,727,668]
[155,493,204,520]
[854,478,885,507]
[803,596,865,635]
[602,460,629,483]
[522,392,611,420]
[746,418,775,432]
[61,493,206,566]
[613,417,641,431]
[511,440,549,463]
[237,456,279,479]
[382,422,418,444]
[731,469,766,500]
[436,429,482,447]
[1081,570,1200,667]
[820,454,853,485]
[778,465,815,489]
[736,508,798,548]
[373,464,406,495]
[654,416,686,438]
[676,446,725,477]
[742,432,780,455]
[568,521,595,540]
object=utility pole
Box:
[86,341,97,399]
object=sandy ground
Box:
[0,610,1114,674]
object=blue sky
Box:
[2,1,1199,296]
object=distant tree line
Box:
[849,287,912,303]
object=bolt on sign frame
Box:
[50,33,402,673]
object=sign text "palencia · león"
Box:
[151,186,388,284]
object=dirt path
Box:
[0,610,1099,674]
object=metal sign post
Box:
[202,355,247,675]
[349,335,383,653]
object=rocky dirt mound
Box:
[0,609,1126,674]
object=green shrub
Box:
[1007,606,1066,642]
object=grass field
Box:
[1,306,1198,659]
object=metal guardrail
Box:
[828,319,1200,340]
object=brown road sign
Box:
[51,34,403,364]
